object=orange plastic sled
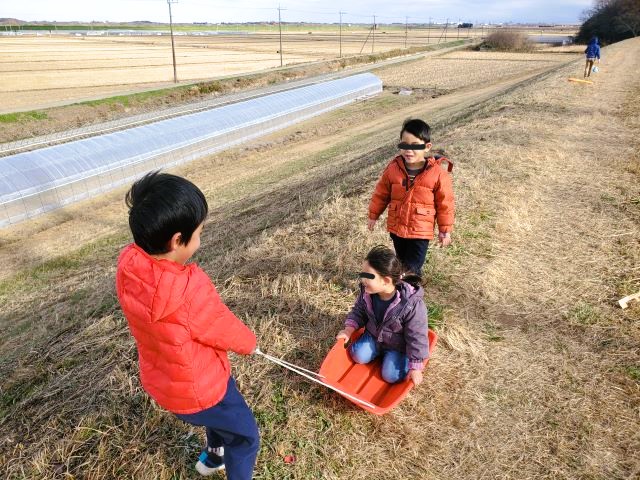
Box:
[319,328,437,415]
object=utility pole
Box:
[457,18,460,39]
[278,5,285,67]
[372,15,375,53]
[167,0,178,83]
[339,11,345,58]
[438,19,449,44]
[427,17,431,44]
[405,16,408,48]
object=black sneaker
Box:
[195,446,225,476]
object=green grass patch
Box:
[422,252,451,290]
[197,80,224,94]
[483,323,504,342]
[0,110,48,123]
[566,302,601,325]
[445,243,468,259]
[461,229,490,239]
[78,87,189,108]
[468,209,496,227]
[425,269,450,289]
[624,366,640,382]
[0,369,49,410]
[427,302,446,330]
[484,386,506,402]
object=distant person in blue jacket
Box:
[584,36,601,78]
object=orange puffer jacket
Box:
[369,155,455,240]
[116,243,256,414]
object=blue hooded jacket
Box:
[585,37,601,59]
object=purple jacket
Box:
[344,281,429,370]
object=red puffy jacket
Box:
[369,155,455,240]
[116,243,256,414]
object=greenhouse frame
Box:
[0,73,382,227]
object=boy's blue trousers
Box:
[175,377,260,480]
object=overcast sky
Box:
[4,0,594,24]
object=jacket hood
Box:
[117,243,194,323]
[589,37,599,45]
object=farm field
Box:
[0,26,577,113]
[0,35,638,480]
[0,42,580,144]
[0,32,455,112]
[376,50,571,91]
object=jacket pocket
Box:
[415,206,435,216]
[411,206,435,233]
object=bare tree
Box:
[577,0,640,43]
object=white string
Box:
[257,349,326,379]
[254,348,377,410]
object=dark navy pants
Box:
[176,377,260,480]
[390,233,430,275]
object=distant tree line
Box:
[577,0,640,44]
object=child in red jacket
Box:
[368,118,455,276]
[116,171,259,479]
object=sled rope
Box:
[254,348,376,409]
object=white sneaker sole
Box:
[196,460,225,476]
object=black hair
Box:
[365,245,422,287]
[125,171,208,254]
[400,118,431,143]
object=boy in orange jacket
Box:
[368,119,455,275]
[116,171,259,479]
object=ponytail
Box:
[366,245,422,286]
[401,272,422,288]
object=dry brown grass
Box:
[483,31,534,52]
[1,38,639,479]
